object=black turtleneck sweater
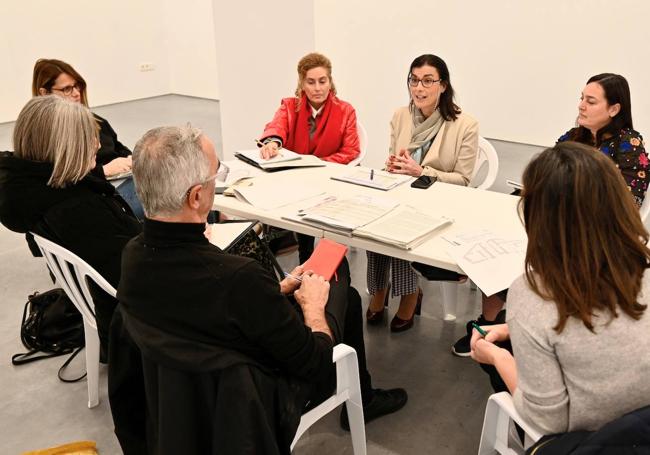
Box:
[117,219,334,381]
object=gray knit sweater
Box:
[507,272,650,434]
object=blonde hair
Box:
[13,96,98,188]
[294,52,337,99]
[32,59,89,107]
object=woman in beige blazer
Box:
[366,54,479,332]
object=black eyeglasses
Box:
[51,83,83,96]
[407,76,441,88]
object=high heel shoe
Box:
[366,284,391,324]
[390,288,423,332]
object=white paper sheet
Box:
[446,229,527,296]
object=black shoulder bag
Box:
[11,289,87,382]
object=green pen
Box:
[471,321,488,337]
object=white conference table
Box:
[213,160,525,274]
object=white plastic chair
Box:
[347,121,368,167]
[291,344,366,454]
[31,233,116,408]
[438,137,500,320]
[478,392,544,455]
[640,196,650,230]
[471,136,499,190]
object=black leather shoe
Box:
[340,388,408,431]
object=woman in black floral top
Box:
[558,73,648,207]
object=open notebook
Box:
[331,167,411,191]
[235,149,325,171]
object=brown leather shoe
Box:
[390,289,423,332]
[366,306,385,324]
[366,284,391,325]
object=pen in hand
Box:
[284,272,302,282]
[255,139,283,159]
[471,321,488,337]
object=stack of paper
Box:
[354,205,453,249]
[331,167,411,191]
[235,149,326,171]
[285,195,400,233]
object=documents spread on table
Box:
[444,228,527,297]
[331,167,412,190]
[284,195,452,249]
[354,205,453,249]
[286,194,399,232]
[234,149,326,171]
[231,180,324,210]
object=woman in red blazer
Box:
[259,52,360,164]
[260,53,361,262]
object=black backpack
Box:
[12,288,86,382]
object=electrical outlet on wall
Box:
[139,62,155,72]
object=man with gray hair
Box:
[114,125,407,452]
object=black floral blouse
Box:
[558,128,648,206]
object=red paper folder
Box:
[302,239,348,281]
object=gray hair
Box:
[132,125,210,218]
[13,95,98,188]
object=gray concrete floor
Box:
[0,95,543,454]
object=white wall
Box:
[162,0,219,100]
[314,0,650,169]
[0,0,219,123]
[212,0,315,159]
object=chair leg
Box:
[440,282,458,321]
[342,352,366,455]
[85,322,100,408]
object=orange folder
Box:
[302,239,348,281]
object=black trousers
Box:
[294,258,373,405]
[478,339,513,394]
[297,233,315,264]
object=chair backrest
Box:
[470,136,499,190]
[640,196,650,229]
[478,392,544,454]
[347,121,368,166]
[31,233,117,329]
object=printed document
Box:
[354,205,453,249]
[445,229,527,296]
[232,181,324,210]
[331,167,411,190]
[287,195,399,232]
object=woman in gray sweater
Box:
[470,141,650,434]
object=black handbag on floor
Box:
[11,289,86,382]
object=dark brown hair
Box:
[32,59,89,107]
[408,54,461,121]
[521,141,649,333]
[568,73,633,146]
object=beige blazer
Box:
[389,107,479,186]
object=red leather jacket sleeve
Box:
[261,98,295,144]
[322,103,360,164]
[261,97,361,164]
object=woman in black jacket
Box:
[32,58,143,219]
[0,95,141,361]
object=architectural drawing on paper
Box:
[464,238,526,264]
